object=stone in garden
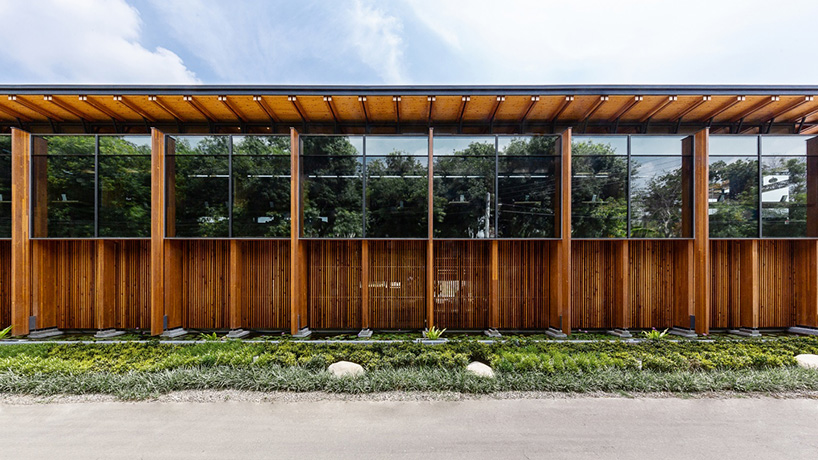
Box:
[466,361,495,378]
[795,354,818,369]
[328,361,365,377]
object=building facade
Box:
[1,85,817,336]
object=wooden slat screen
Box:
[33,240,97,330]
[629,240,677,328]
[710,240,742,329]
[369,240,425,330]
[759,240,796,328]
[498,240,554,330]
[0,242,9,328]
[434,241,489,329]
[115,240,151,330]
[240,240,290,330]
[180,240,229,329]
[571,241,616,329]
[308,240,361,329]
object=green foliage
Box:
[198,332,222,341]
[0,325,11,340]
[425,326,446,340]
[641,328,669,340]
[571,140,630,238]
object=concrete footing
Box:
[484,328,502,338]
[357,329,373,338]
[293,327,312,338]
[789,326,818,336]
[668,327,697,338]
[160,327,188,338]
[27,328,63,339]
[607,328,633,338]
[226,329,251,339]
[94,329,126,338]
[545,327,567,338]
[728,328,762,337]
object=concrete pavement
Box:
[1,395,817,459]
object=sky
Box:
[0,0,816,86]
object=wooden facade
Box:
[2,86,818,336]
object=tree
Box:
[709,158,759,237]
[571,140,629,238]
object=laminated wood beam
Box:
[290,127,302,334]
[95,240,117,329]
[150,128,166,335]
[739,240,759,329]
[426,127,435,329]
[556,128,572,334]
[10,129,31,335]
[693,129,710,334]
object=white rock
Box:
[466,361,495,378]
[795,354,818,369]
[327,361,365,377]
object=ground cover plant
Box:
[1,337,818,399]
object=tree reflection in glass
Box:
[571,137,628,238]
[170,136,230,237]
[232,136,290,237]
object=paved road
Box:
[2,396,817,459]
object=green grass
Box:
[1,337,817,399]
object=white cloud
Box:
[348,0,407,83]
[404,0,818,84]
[0,0,198,83]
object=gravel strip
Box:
[2,390,818,405]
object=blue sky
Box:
[1,0,816,85]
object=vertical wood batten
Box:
[150,128,165,335]
[490,240,499,329]
[229,240,242,329]
[361,240,369,329]
[95,240,116,329]
[10,129,30,335]
[693,129,710,334]
[615,240,630,330]
[557,129,572,334]
[426,127,434,329]
[739,240,759,329]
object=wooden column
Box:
[162,136,182,330]
[614,240,630,330]
[693,129,710,335]
[150,128,166,335]
[10,128,31,335]
[229,240,243,329]
[489,240,499,329]
[95,240,117,329]
[426,128,435,329]
[739,240,759,329]
[556,128,572,334]
[289,127,304,334]
[361,240,370,329]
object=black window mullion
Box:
[758,135,763,238]
[626,135,631,238]
[94,135,99,238]
[228,135,233,238]
[362,135,367,238]
[494,136,499,238]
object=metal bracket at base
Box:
[788,326,818,336]
[607,328,633,338]
[357,329,373,339]
[293,327,312,339]
[484,328,502,338]
[728,328,762,337]
[27,327,63,339]
[94,329,126,338]
[226,329,251,339]
[669,327,697,338]
[545,327,567,338]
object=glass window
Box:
[365,135,428,238]
[497,136,559,238]
[232,136,290,238]
[98,136,151,237]
[630,156,688,238]
[32,136,96,237]
[571,136,628,238]
[433,137,495,238]
[301,136,363,238]
[0,136,10,238]
[761,136,808,237]
[709,154,759,238]
[167,136,230,237]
